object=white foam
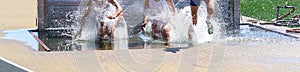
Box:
[169,5,216,44]
[74,1,128,41]
[74,0,222,44]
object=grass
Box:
[241,0,300,21]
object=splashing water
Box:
[72,0,224,45]
[172,5,213,44]
[137,1,222,44]
[171,1,224,44]
[127,0,224,44]
[73,0,128,41]
[72,0,96,41]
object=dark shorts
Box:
[190,0,201,6]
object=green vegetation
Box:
[241,0,300,21]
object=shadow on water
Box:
[163,47,189,53]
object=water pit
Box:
[28,29,191,51]
[3,0,299,52]
[2,24,298,52]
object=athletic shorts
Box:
[190,0,201,6]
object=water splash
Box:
[169,1,223,44]
[72,0,128,41]
[125,0,224,45]
[71,0,226,45]
[170,8,201,44]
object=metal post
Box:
[37,0,47,30]
[233,0,240,31]
[277,6,280,21]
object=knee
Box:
[205,0,214,15]
[207,8,214,15]
[163,25,170,32]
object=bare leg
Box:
[162,24,170,42]
[189,6,198,40]
[190,0,214,24]
[205,0,214,20]
[75,0,92,39]
[162,24,170,47]
[191,6,199,25]
[151,23,159,40]
[188,25,194,40]
[205,0,214,34]
[99,22,105,39]
[108,26,115,40]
